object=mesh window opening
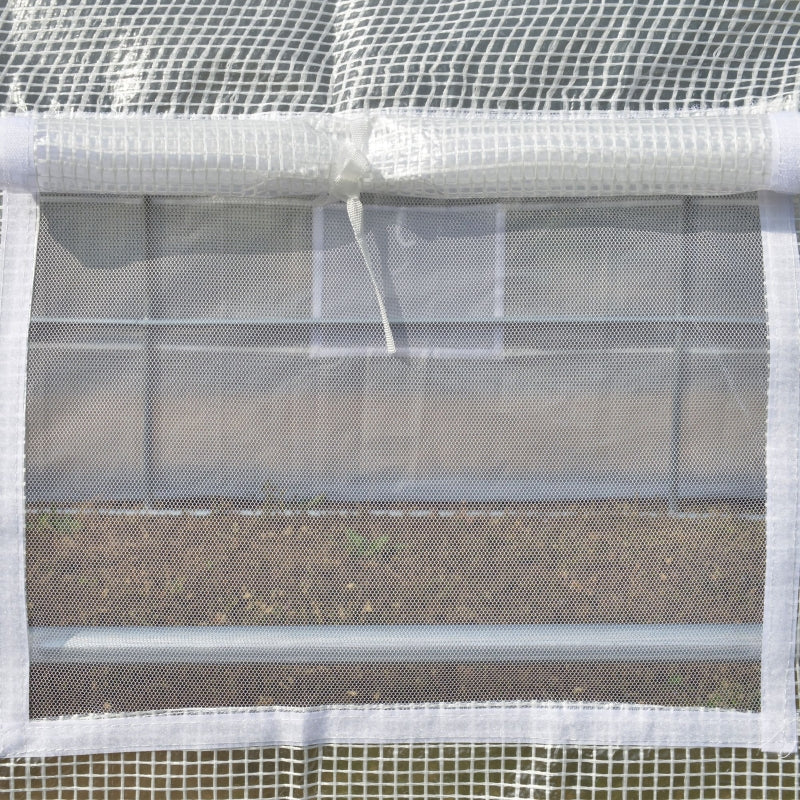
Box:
[23,194,768,719]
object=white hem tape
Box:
[0,116,34,194]
[769,113,800,195]
[0,191,39,757]
[758,191,800,755]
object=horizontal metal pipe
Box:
[26,342,770,357]
[29,624,762,665]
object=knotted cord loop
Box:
[345,194,396,354]
[330,121,396,354]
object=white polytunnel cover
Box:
[1,1,800,797]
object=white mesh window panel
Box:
[3,183,797,756]
[1,0,800,798]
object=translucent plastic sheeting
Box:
[26,196,769,505]
[1,0,800,790]
[1,0,799,115]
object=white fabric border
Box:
[0,111,798,198]
[0,117,34,194]
[758,191,800,754]
[0,191,39,756]
[769,114,800,196]
[13,703,762,758]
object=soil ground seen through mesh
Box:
[26,500,765,716]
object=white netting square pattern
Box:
[3,744,800,798]
[1,0,799,115]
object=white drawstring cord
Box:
[332,118,396,354]
[345,195,396,354]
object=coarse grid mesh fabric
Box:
[1,0,800,795]
[17,113,780,199]
[3,743,800,799]
[1,0,800,114]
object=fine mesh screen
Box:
[24,195,767,717]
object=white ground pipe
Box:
[29,624,762,664]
